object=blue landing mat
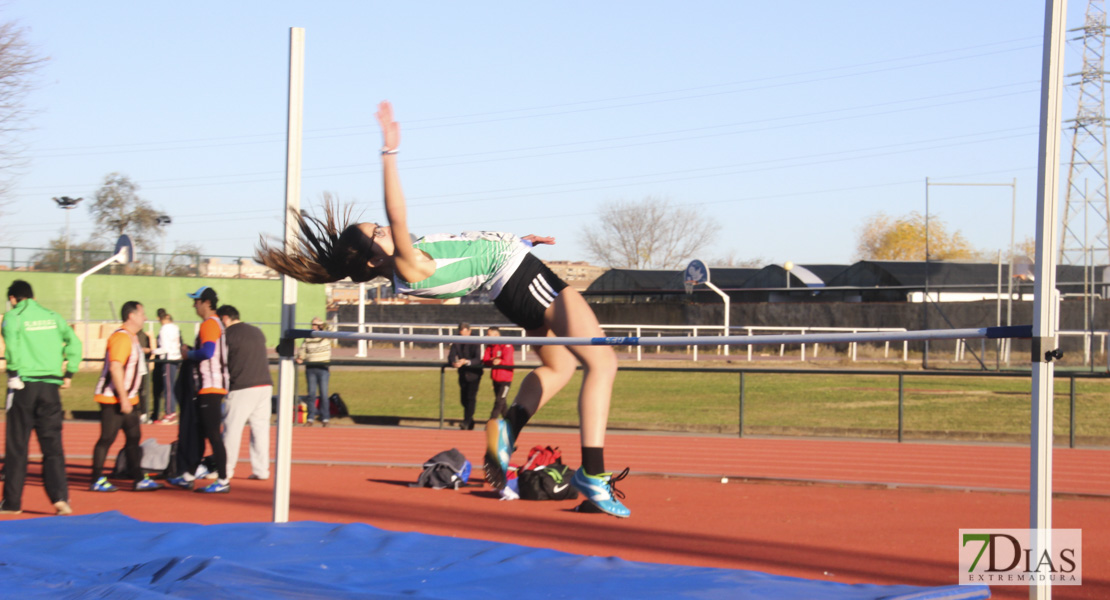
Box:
[0,512,989,599]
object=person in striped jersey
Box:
[167,286,231,494]
[257,101,630,518]
[89,301,163,493]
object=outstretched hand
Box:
[377,101,400,152]
[522,234,555,246]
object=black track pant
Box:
[489,381,511,420]
[2,382,69,511]
[91,403,142,482]
[180,393,227,480]
[458,378,480,428]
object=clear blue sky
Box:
[0,1,1085,267]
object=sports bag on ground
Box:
[112,438,177,479]
[326,393,350,418]
[518,462,579,501]
[411,448,472,489]
[520,445,561,471]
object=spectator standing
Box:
[296,316,332,427]
[447,322,483,430]
[89,301,163,492]
[167,286,231,493]
[481,326,514,419]
[0,280,82,516]
[217,305,273,480]
[152,310,182,424]
[135,326,154,424]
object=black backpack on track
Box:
[518,462,579,501]
[327,393,349,418]
[411,448,472,489]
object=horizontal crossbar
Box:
[286,325,1033,347]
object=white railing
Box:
[332,322,911,363]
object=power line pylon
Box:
[1060,0,1110,266]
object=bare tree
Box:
[89,173,165,252]
[582,197,721,269]
[164,242,202,277]
[709,250,767,268]
[0,19,48,213]
[31,237,108,273]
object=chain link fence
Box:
[0,246,277,279]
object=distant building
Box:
[329,286,362,306]
[200,258,276,279]
[544,260,607,291]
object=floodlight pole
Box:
[53,196,82,268]
[274,27,305,524]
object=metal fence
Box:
[333,321,913,363]
[299,359,1107,449]
[0,246,273,278]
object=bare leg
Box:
[488,288,617,490]
[541,288,617,448]
[508,340,577,416]
[504,288,616,446]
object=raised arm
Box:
[377,101,434,282]
[522,235,555,246]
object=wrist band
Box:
[381,147,399,155]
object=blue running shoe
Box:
[134,476,163,492]
[196,480,230,494]
[483,417,515,489]
[89,477,117,493]
[166,476,194,490]
[571,467,631,518]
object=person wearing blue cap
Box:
[167,286,231,494]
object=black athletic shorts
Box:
[494,253,569,331]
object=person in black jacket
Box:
[446,323,483,430]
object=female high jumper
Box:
[257,101,629,518]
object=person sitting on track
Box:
[256,101,630,518]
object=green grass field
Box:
[56,365,1110,445]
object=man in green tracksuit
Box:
[1,280,82,515]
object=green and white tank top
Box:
[394,232,530,299]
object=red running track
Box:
[35,421,1104,496]
[2,421,1108,599]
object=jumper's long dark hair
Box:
[255,199,381,284]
